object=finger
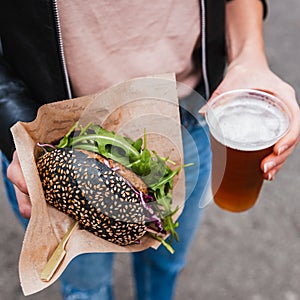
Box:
[261,146,294,174]
[199,81,230,116]
[7,151,28,194]
[199,86,226,116]
[263,162,285,181]
[14,187,32,219]
[273,88,300,155]
[199,104,208,116]
[273,125,300,156]
[210,86,226,100]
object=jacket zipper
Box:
[51,1,208,100]
[200,0,210,100]
[52,0,72,99]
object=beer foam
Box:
[210,98,289,150]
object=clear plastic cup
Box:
[205,89,291,212]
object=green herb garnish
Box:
[51,121,186,253]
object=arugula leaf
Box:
[56,121,79,148]
[132,138,143,152]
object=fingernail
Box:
[278,145,288,156]
[199,106,208,115]
[264,161,275,173]
[267,172,275,181]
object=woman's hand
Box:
[7,151,32,218]
[214,0,300,181]
[210,60,300,181]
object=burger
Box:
[36,122,181,252]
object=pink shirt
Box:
[57,0,201,97]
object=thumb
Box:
[198,104,208,117]
[199,86,224,116]
[210,86,226,100]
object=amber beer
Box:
[206,89,290,212]
[210,135,274,212]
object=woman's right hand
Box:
[7,151,32,219]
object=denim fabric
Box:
[132,117,212,300]
[1,99,212,300]
[60,253,114,300]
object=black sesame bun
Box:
[36,148,148,246]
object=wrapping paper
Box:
[11,73,185,295]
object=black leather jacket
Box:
[0,0,267,160]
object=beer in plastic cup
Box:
[205,89,290,212]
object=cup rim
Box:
[205,89,291,151]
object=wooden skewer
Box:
[40,221,78,282]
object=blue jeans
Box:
[1,102,211,300]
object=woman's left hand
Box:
[209,60,300,181]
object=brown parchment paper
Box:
[11,73,185,295]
